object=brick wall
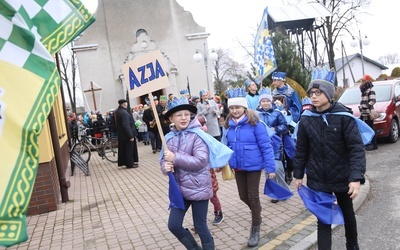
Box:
[27,141,70,216]
[27,158,59,215]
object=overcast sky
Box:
[176,0,400,66]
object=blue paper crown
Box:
[226,86,247,98]
[180,89,189,95]
[311,66,335,84]
[167,96,189,110]
[259,87,271,95]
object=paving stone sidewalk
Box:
[2,142,369,250]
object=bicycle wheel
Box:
[72,142,91,163]
[103,142,118,163]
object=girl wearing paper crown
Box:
[256,87,294,203]
[160,96,233,250]
[223,86,276,247]
[293,66,366,250]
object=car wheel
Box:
[386,119,399,143]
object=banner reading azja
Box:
[0,0,95,247]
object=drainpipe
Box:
[48,108,70,202]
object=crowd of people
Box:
[68,68,376,249]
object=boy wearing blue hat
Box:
[293,66,366,250]
[271,71,302,123]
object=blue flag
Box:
[168,172,185,210]
[298,185,344,225]
[264,179,293,200]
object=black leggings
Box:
[317,191,358,249]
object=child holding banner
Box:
[160,98,215,250]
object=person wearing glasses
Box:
[160,100,215,250]
[293,67,365,250]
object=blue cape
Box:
[293,110,374,145]
[162,127,233,168]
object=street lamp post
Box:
[193,43,218,92]
[350,30,371,76]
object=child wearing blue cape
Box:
[256,88,293,203]
[293,66,366,250]
[160,97,232,250]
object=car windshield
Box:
[338,85,392,104]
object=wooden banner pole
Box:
[148,93,167,150]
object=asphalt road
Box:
[311,140,400,250]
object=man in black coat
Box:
[143,104,161,154]
[115,99,138,168]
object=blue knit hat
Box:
[272,72,286,81]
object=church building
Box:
[74,0,214,112]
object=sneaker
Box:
[152,150,156,154]
[213,211,224,225]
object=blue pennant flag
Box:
[168,172,185,210]
[298,185,344,225]
[264,179,293,200]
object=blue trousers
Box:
[168,199,212,245]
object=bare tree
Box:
[378,53,400,65]
[211,49,247,95]
[57,48,80,113]
[315,0,371,69]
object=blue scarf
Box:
[293,110,374,145]
[161,127,233,168]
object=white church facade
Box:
[74,0,214,112]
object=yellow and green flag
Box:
[0,0,95,247]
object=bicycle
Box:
[71,128,118,163]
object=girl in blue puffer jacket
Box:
[223,87,276,247]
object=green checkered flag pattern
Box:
[0,0,95,247]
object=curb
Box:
[289,178,370,250]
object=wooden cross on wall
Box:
[84,81,102,111]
